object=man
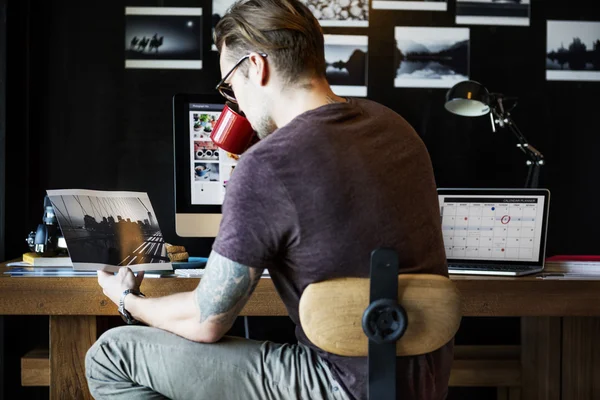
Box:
[85,0,453,399]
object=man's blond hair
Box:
[214,0,326,84]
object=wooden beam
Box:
[520,317,561,400]
[50,316,96,400]
[21,348,50,386]
[449,359,521,387]
[561,317,600,400]
[454,345,521,360]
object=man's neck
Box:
[271,78,347,129]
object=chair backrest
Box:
[299,274,462,357]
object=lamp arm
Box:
[506,118,544,163]
[490,103,544,164]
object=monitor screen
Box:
[437,189,550,265]
[187,102,239,205]
[173,93,235,237]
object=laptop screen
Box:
[437,189,550,266]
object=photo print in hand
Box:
[301,0,369,27]
[546,20,600,82]
[46,189,171,272]
[456,0,530,27]
[394,27,470,88]
[125,7,203,69]
[324,35,368,97]
[373,0,447,11]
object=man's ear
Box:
[248,53,269,87]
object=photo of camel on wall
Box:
[324,35,368,97]
[125,7,203,69]
[394,27,470,88]
[546,20,600,82]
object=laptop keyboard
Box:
[449,264,536,272]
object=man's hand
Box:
[97,267,145,306]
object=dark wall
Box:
[1,1,598,399]
[5,0,599,261]
[0,1,7,398]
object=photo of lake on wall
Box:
[394,27,470,88]
[324,35,368,97]
[546,20,600,82]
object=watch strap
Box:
[119,289,145,324]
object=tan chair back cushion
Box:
[299,274,462,357]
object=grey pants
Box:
[85,325,350,400]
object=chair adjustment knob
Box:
[362,298,408,344]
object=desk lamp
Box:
[444,80,545,188]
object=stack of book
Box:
[540,255,600,279]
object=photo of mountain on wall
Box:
[325,47,367,86]
[394,27,470,88]
[324,35,368,96]
[546,20,600,81]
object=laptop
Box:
[437,188,551,276]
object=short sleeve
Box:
[212,153,298,270]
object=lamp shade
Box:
[444,80,491,117]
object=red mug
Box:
[210,103,257,155]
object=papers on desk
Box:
[538,255,600,280]
[174,269,271,278]
[4,267,97,277]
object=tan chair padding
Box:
[299,274,462,357]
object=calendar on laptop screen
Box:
[438,195,547,262]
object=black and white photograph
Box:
[456,0,530,27]
[125,7,203,69]
[302,0,369,27]
[546,20,600,81]
[212,0,237,50]
[373,0,447,11]
[324,35,368,97]
[394,27,470,88]
[46,189,171,272]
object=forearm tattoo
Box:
[195,251,263,326]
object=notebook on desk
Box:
[438,188,551,276]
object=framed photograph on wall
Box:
[373,0,447,11]
[125,7,203,69]
[212,0,237,51]
[301,0,369,27]
[394,27,470,88]
[546,20,600,82]
[456,0,530,27]
[324,34,369,97]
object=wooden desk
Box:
[1,262,599,399]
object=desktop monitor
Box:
[173,93,238,237]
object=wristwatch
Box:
[118,289,145,325]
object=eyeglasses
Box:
[215,52,268,103]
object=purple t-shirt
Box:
[213,98,453,400]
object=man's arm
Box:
[126,250,264,343]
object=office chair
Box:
[299,248,462,400]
